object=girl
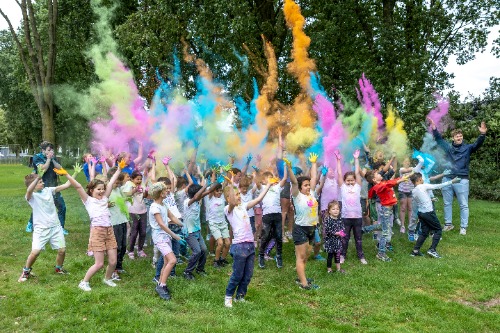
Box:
[57,161,124,291]
[324,201,345,273]
[123,170,148,259]
[148,182,186,300]
[336,150,367,265]
[207,183,231,268]
[223,174,276,307]
[398,157,416,234]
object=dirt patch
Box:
[457,297,500,310]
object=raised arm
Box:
[132,142,143,165]
[247,182,274,210]
[241,154,252,175]
[105,163,123,198]
[285,159,299,197]
[470,122,487,153]
[353,150,362,185]
[279,161,288,188]
[54,169,88,202]
[335,150,343,187]
[187,183,208,206]
[26,175,41,202]
[427,117,450,152]
[309,153,318,190]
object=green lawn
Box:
[0,164,498,332]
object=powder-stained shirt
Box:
[293,190,319,227]
[225,203,253,244]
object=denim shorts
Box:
[292,224,315,245]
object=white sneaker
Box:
[360,258,368,265]
[459,228,467,235]
[78,281,91,292]
[103,278,117,287]
[340,255,345,264]
[443,225,454,232]
[224,296,233,308]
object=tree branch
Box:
[27,0,46,86]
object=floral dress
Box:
[324,216,344,254]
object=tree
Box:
[0,0,58,143]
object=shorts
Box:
[280,182,291,199]
[209,222,230,240]
[89,226,117,252]
[156,238,173,256]
[398,191,412,199]
[360,198,368,216]
[32,225,66,250]
[292,224,315,246]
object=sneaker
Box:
[275,255,283,268]
[62,228,69,235]
[313,254,326,261]
[183,272,195,280]
[376,252,392,262]
[386,243,394,252]
[55,266,69,275]
[224,296,233,308]
[209,252,216,257]
[259,256,265,269]
[336,269,346,274]
[395,218,402,226]
[213,260,222,268]
[111,271,121,281]
[360,258,368,265]
[234,295,247,303]
[78,280,91,292]
[427,249,442,258]
[408,232,415,242]
[127,252,135,260]
[400,226,405,233]
[25,222,33,233]
[443,225,454,232]
[282,236,289,243]
[137,250,147,258]
[156,284,171,300]
[103,278,117,287]
[460,228,467,235]
[410,251,424,257]
[152,277,159,284]
[116,269,126,274]
[299,283,320,290]
[220,258,229,266]
[18,268,34,282]
[340,255,345,264]
[286,231,293,240]
[295,277,314,284]
[196,269,207,276]
[87,251,94,257]
[264,254,272,261]
[177,258,184,265]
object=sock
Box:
[159,283,166,287]
[23,267,31,272]
[55,265,62,269]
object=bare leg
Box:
[83,251,105,282]
[104,248,117,280]
[56,248,66,266]
[222,238,231,259]
[25,249,41,268]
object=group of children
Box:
[19,137,459,306]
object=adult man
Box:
[26,141,67,235]
[428,118,487,235]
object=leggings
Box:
[327,251,341,268]
[342,218,365,259]
[129,213,147,252]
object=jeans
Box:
[259,213,282,258]
[408,198,419,233]
[414,211,442,251]
[185,231,207,274]
[225,242,255,297]
[29,192,67,228]
[441,177,470,228]
[169,224,183,275]
[113,223,127,270]
[377,205,393,254]
[342,218,364,259]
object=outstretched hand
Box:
[478,122,487,135]
[353,149,360,159]
[426,116,436,130]
[334,150,341,160]
[73,162,83,175]
[162,156,172,165]
[321,165,328,176]
[118,159,127,170]
[282,158,292,168]
[309,153,318,163]
[53,167,68,176]
[37,164,46,178]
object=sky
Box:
[0,2,499,99]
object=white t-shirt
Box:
[122,181,147,214]
[175,189,187,216]
[84,196,112,227]
[292,190,319,227]
[262,184,282,215]
[149,202,171,243]
[27,187,59,229]
[225,203,254,244]
[239,190,255,218]
[320,177,339,211]
[109,187,128,226]
[206,195,225,224]
[340,183,362,218]
[413,181,453,213]
[163,192,181,222]
[183,198,201,233]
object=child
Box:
[148,182,186,300]
[107,167,129,280]
[19,169,72,282]
[238,175,258,243]
[366,169,409,262]
[123,170,148,259]
[409,173,460,258]
[258,168,287,269]
[183,173,217,280]
[60,163,124,291]
[207,183,231,268]
[223,174,276,307]
[324,201,345,273]
[336,150,367,265]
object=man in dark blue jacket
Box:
[428,118,487,235]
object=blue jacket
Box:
[433,129,485,177]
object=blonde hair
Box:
[149,182,165,200]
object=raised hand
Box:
[252,165,260,173]
[321,165,328,176]
[309,153,318,163]
[99,155,106,163]
[426,116,436,130]
[334,150,341,160]
[222,163,233,172]
[282,158,292,168]
[147,149,156,161]
[353,149,360,159]
[268,177,279,184]
[53,167,68,176]
[478,122,487,135]
[118,159,126,170]
[416,155,424,163]
[37,164,46,178]
[90,157,98,165]
[246,154,253,163]
[73,162,83,175]
[162,156,172,165]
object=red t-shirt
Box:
[368,179,399,207]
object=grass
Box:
[0,164,499,332]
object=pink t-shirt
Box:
[340,183,362,218]
[320,177,339,211]
[225,203,254,244]
[84,196,112,227]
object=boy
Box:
[409,173,460,258]
[366,169,409,262]
[19,169,72,282]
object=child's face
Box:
[234,172,242,183]
[327,167,335,179]
[163,183,171,195]
[300,179,311,194]
[403,158,411,168]
[345,175,356,186]
[35,179,44,191]
[214,188,223,198]
[123,174,130,183]
[239,186,249,195]
[160,189,168,200]
[414,177,424,186]
[132,175,142,186]
[375,150,384,161]
[91,184,106,199]
[42,147,54,158]
[374,172,383,183]
[329,205,340,217]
